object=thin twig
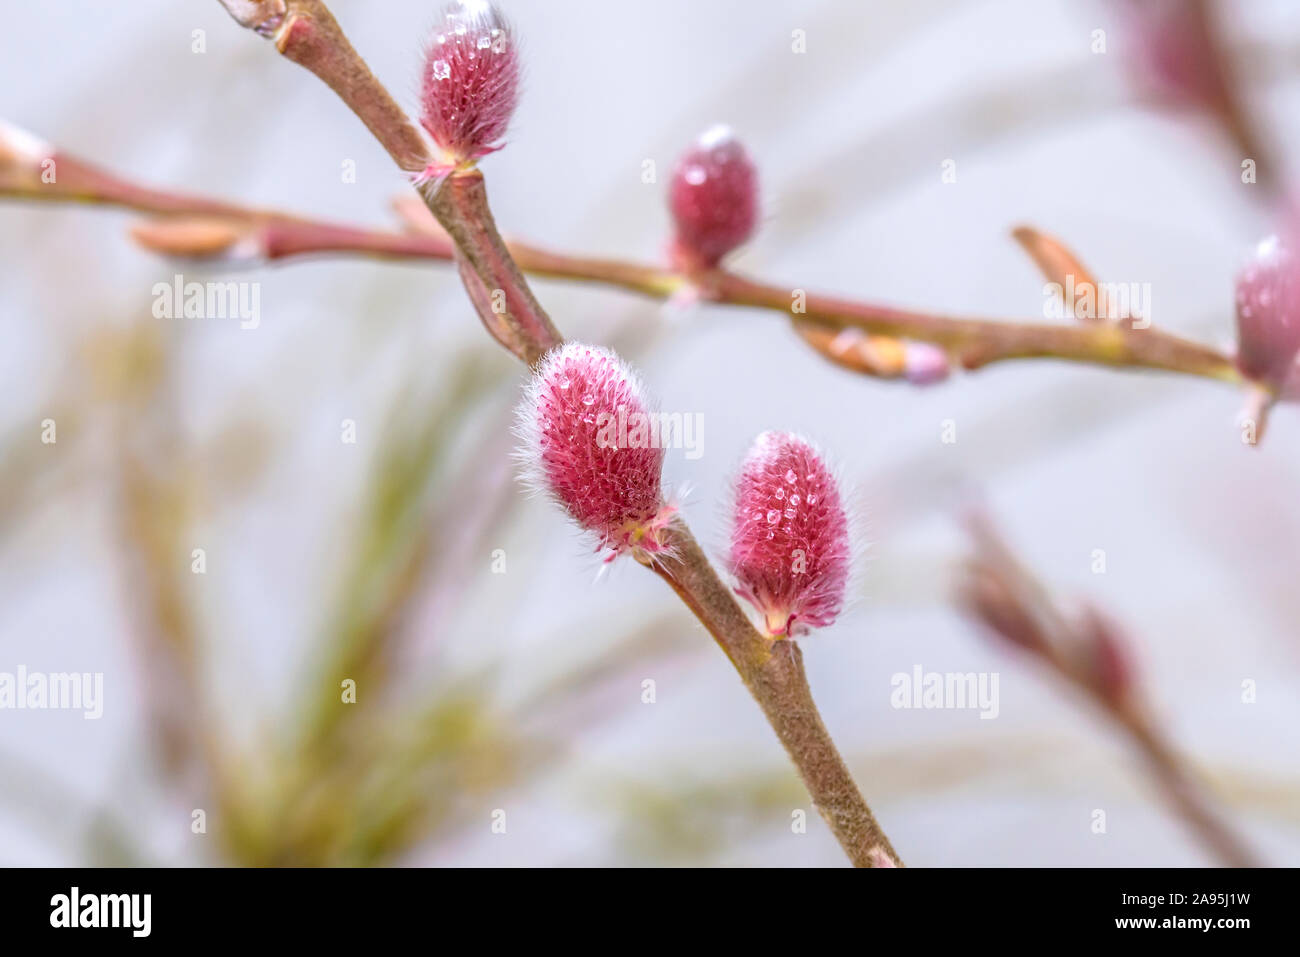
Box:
[3,120,1245,388]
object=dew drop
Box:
[581,394,595,406]
[789,493,800,506]
[558,376,570,390]
[807,493,818,505]
[477,36,492,49]
[785,468,798,484]
[432,59,451,80]
[766,509,781,525]
[774,487,785,500]
[784,507,797,519]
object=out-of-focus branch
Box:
[957,509,1261,868]
[1116,0,1278,198]
[712,270,1236,380]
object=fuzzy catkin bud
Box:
[728,432,850,637]
[1234,234,1300,389]
[668,125,759,270]
[519,343,676,562]
[420,1,519,164]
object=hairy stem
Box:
[422,172,563,366]
[651,524,902,866]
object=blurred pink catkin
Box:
[1234,234,1300,390]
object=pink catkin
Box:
[668,125,759,269]
[419,1,520,164]
[1115,0,1229,111]
[728,432,851,638]
[1235,234,1300,389]
[520,343,675,561]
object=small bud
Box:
[1234,234,1300,388]
[728,432,850,638]
[517,342,676,562]
[130,217,264,264]
[668,125,759,270]
[419,0,520,165]
[903,342,951,385]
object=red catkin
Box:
[518,343,676,562]
[668,125,759,270]
[728,432,851,637]
[419,0,520,164]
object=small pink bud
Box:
[518,343,676,562]
[668,125,759,270]
[1234,234,1300,388]
[419,1,519,165]
[728,432,851,638]
[903,342,951,385]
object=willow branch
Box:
[211,0,900,865]
[2,125,1245,390]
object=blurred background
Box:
[1,0,1299,866]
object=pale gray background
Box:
[1,0,1298,866]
